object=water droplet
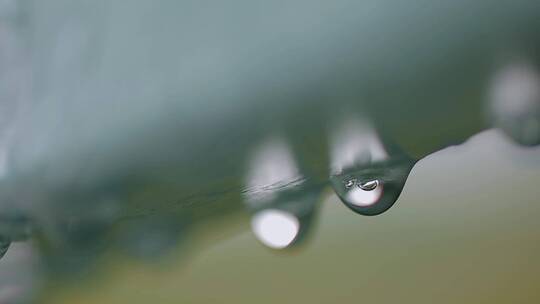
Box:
[488,61,540,146]
[251,209,300,249]
[328,117,414,215]
[330,160,413,216]
[243,136,321,250]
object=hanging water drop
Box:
[328,117,414,215]
[330,159,413,216]
[243,136,321,250]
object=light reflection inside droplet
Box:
[251,209,300,250]
[359,180,379,191]
[345,182,383,207]
[344,179,356,189]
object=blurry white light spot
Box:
[251,209,300,249]
[490,62,540,116]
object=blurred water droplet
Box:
[244,136,321,250]
[251,209,300,249]
[246,185,320,250]
[488,61,540,146]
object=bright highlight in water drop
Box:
[345,180,383,207]
[251,209,300,249]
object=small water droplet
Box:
[330,160,414,216]
[488,61,540,146]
